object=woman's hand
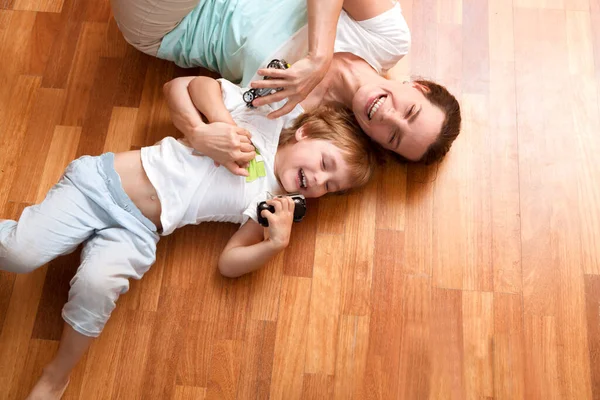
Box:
[249,54,332,118]
[261,197,295,249]
[189,122,256,177]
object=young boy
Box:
[0,76,376,398]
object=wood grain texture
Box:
[1,0,599,398]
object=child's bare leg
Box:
[26,323,92,400]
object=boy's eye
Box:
[321,158,326,170]
[325,182,330,192]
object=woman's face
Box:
[352,80,446,161]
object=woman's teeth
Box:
[368,96,386,120]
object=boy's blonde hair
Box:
[279,106,376,191]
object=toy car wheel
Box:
[243,90,255,104]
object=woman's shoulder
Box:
[335,3,410,72]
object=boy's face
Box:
[275,126,354,198]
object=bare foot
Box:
[26,370,70,400]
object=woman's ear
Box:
[412,81,431,94]
[295,124,309,142]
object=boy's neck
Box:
[302,54,379,111]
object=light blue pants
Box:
[0,154,159,337]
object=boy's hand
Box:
[190,122,256,176]
[261,197,295,249]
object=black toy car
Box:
[257,193,306,227]
[243,59,291,107]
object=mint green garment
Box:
[158,0,307,86]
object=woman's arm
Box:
[163,77,255,176]
[250,0,343,118]
[218,197,295,278]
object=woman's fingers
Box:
[257,68,291,79]
[268,100,298,119]
[252,90,293,107]
[240,142,256,153]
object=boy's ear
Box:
[295,125,309,142]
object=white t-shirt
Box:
[140,79,302,235]
[242,3,410,86]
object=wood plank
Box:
[102,107,138,153]
[41,0,86,89]
[78,304,127,400]
[60,22,106,127]
[340,179,377,315]
[23,11,62,75]
[566,11,600,276]
[437,0,462,24]
[361,229,404,400]
[494,293,526,400]
[301,373,335,400]
[100,14,128,59]
[435,22,462,94]
[31,251,79,341]
[489,0,522,294]
[429,288,465,399]
[396,275,432,400]
[120,235,170,312]
[140,287,189,399]
[332,315,370,399]
[8,88,66,204]
[305,234,344,375]
[235,320,277,400]
[205,340,243,400]
[34,125,81,203]
[584,274,600,399]
[283,198,318,277]
[462,291,494,399]
[316,195,347,235]
[176,318,216,388]
[375,163,406,231]
[76,56,124,157]
[523,315,560,400]
[432,94,493,292]
[410,0,438,78]
[12,0,63,12]
[173,386,206,400]
[131,58,178,147]
[10,338,59,400]
[403,179,434,277]
[216,274,251,340]
[0,267,47,398]
[462,0,490,94]
[111,310,157,399]
[270,276,311,400]
[248,251,284,321]
[113,46,150,107]
[0,75,41,212]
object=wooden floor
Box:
[1,0,599,398]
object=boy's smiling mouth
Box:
[297,168,307,189]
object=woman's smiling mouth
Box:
[367,95,387,120]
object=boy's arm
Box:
[162,77,255,176]
[187,77,236,125]
[218,197,295,278]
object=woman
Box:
[111,0,461,168]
